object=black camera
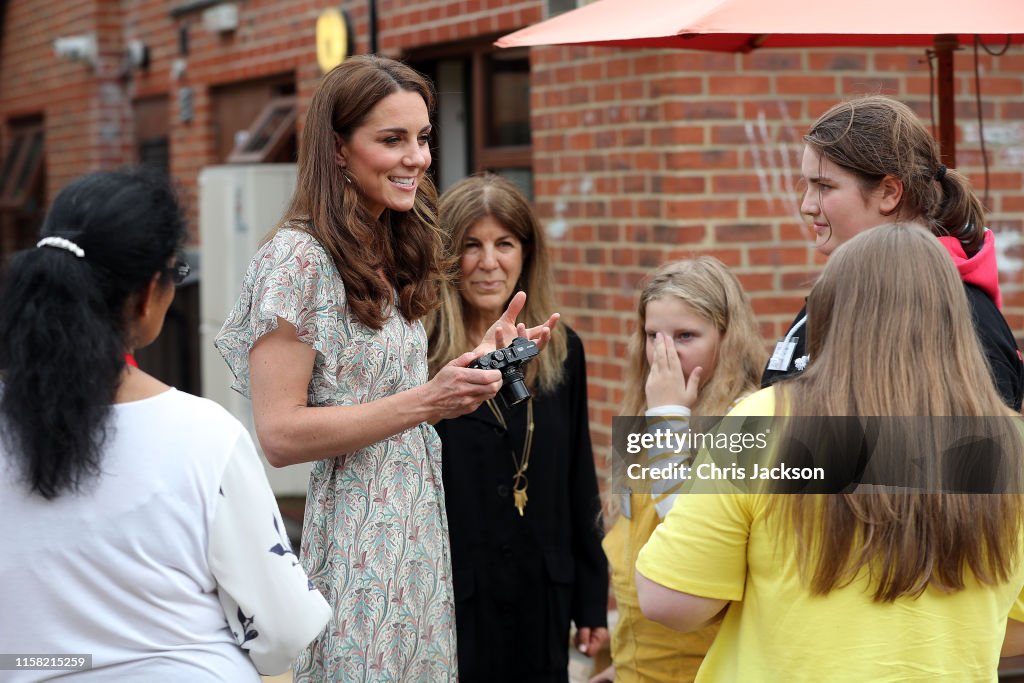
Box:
[469,336,540,407]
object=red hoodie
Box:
[937,229,1003,310]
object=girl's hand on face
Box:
[471,291,560,357]
[425,351,503,423]
[645,332,702,410]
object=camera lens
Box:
[500,368,531,406]
[504,377,532,406]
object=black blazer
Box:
[435,328,608,682]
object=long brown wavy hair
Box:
[775,223,1023,602]
[277,55,447,329]
[806,95,986,255]
[623,257,766,417]
[425,173,567,393]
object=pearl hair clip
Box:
[37,236,85,258]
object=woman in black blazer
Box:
[426,174,608,682]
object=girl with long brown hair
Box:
[637,224,1024,682]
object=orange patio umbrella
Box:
[496,0,1024,167]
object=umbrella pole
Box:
[935,34,958,168]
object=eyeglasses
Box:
[164,260,191,285]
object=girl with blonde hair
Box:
[592,256,765,683]
[638,224,1024,682]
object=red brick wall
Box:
[1,0,130,197]
[380,0,542,52]
[126,0,330,241]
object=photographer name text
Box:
[626,461,825,482]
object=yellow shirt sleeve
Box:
[635,490,754,602]
[1011,588,1024,623]
[635,388,778,602]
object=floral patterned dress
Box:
[215,226,456,682]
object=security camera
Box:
[54,35,98,66]
[126,40,149,70]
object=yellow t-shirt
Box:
[637,387,1024,683]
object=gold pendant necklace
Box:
[485,398,534,517]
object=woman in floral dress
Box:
[215,55,555,681]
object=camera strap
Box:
[485,398,534,517]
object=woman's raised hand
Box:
[425,291,559,424]
[645,332,701,410]
[472,291,560,357]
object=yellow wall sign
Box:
[316,7,351,73]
